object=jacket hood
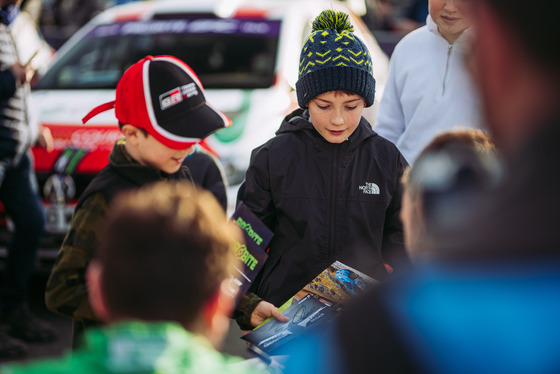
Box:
[276,108,314,135]
[275,108,376,150]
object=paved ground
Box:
[0,276,252,367]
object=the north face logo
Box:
[359,182,380,195]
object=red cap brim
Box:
[82,101,116,124]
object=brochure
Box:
[229,202,273,304]
[242,260,379,354]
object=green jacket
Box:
[45,139,192,324]
[1,321,264,374]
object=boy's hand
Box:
[250,300,289,328]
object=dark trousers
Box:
[0,151,45,310]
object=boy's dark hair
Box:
[479,0,560,78]
[96,181,240,328]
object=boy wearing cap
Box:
[45,55,230,345]
[235,10,409,328]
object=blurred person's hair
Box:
[402,128,498,196]
[402,129,501,244]
[96,181,240,329]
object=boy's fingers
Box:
[250,301,289,326]
[270,307,289,322]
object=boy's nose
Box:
[182,145,195,156]
[331,111,344,126]
[444,0,459,11]
[176,146,194,159]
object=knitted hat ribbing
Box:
[296,10,376,108]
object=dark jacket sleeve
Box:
[382,152,410,271]
[183,149,228,211]
[232,292,264,331]
[0,69,17,99]
[45,192,108,322]
[236,145,277,229]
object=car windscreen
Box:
[35,17,281,90]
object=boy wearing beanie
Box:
[235,10,409,330]
[45,55,230,345]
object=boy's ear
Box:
[86,260,110,323]
[121,124,143,146]
[202,281,236,348]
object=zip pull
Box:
[442,43,454,96]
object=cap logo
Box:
[159,82,199,111]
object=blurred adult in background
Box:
[284,0,560,371]
[0,0,56,359]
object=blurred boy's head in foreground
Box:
[87,181,241,348]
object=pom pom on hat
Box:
[296,10,375,108]
[311,9,354,33]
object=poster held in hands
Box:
[242,260,379,354]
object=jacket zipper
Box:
[442,43,453,95]
[327,146,339,264]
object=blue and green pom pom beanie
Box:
[296,10,376,108]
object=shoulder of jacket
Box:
[74,192,108,218]
[364,133,406,158]
[262,131,300,150]
[393,25,430,52]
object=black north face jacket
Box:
[237,109,409,306]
